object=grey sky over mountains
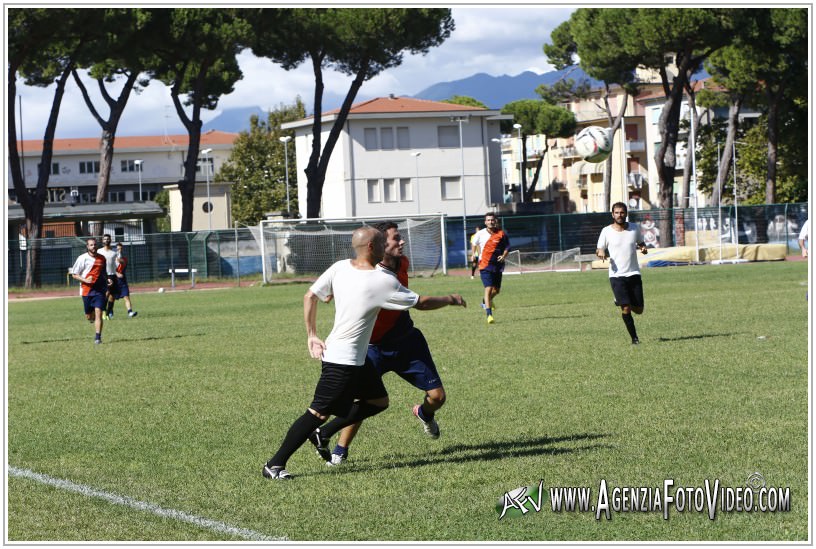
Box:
[14,7,575,139]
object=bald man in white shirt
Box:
[262,226,466,480]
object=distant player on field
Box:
[470,225,481,279]
[596,202,648,345]
[114,242,138,317]
[798,218,809,258]
[98,234,118,320]
[70,237,108,345]
[307,221,462,466]
[473,212,510,324]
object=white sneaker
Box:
[412,405,440,439]
[326,453,347,467]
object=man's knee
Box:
[307,408,328,422]
[426,388,446,407]
[632,306,644,315]
[366,396,389,410]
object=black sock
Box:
[420,396,435,421]
[319,401,387,439]
[622,313,638,341]
[267,411,324,468]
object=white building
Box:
[10,130,238,230]
[282,96,512,219]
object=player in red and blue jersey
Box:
[472,212,510,324]
[307,221,463,466]
[70,237,109,344]
[114,242,138,318]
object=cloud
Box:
[13,6,575,139]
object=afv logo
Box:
[496,480,545,519]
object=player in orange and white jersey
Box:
[70,237,108,344]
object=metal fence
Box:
[7,203,808,288]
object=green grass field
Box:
[7,261,809,541]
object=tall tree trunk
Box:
[681,90,706,209]
[601,86,628,212]
[765,88,780,204]
[21,62,74,287]
[304,54,325,219]
[710,96,743,206]
[73,70,139,204]
[171,72,204,232]
[305,54,367,219]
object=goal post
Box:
[258,213,448,283]
[504,247,582,274]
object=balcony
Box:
[557,146,581,159]
[627,172,648,190]
[624,140,646,153]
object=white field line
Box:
[8,466,286,541]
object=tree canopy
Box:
[249,8,454,218]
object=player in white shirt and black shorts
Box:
[262,226,466,480]
[596,202,648,345]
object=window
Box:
[108,191,126,202]
[140,190,156,201]
[437,126,460,148]
[383,178,397,202]
[367,179,381,203]
[396,127,410,149]
[364,128,378,150]
[441,176,461,200]
[121,159,139,172]
[197,157,214,174]
[79,161,100,174]
[38,163,59,176]
[380,128,394,150]
[399,178,412,202]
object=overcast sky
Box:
[13,6,575,140]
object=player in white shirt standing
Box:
[596,202,648,345]
[798,218,809,258]
[98,234,118,320]
[262,226,466,480]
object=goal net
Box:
[258,214,447,283]
[504,247,582,274]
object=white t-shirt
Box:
[597,224,643,278]
[310,259,419,366]
[472,228,490,256]
[99,247,117,275]
[799,219,809,242]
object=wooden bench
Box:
[169,268,197,289]
[575,254,600,271]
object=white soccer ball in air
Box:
[575,126,612,163]
[158,287,165,293]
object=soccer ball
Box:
[574,126,612,163]
[158,287,165,293]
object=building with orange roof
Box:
[281,95,512,219]
[9,130,239,232]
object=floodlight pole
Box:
[201,148,213,230]
[453,116,470,267]
[411,151,421,214]
[279,136,292,213]
[134,159,143,202]
[513,123,523,203]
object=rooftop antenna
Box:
[163,104,172,144]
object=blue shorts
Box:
[480,269,503,289]
[82,292,105,315]
[115,280,130,298]
[367,328,442,391]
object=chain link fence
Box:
[8,203,808,288]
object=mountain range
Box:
[202,66,603,134]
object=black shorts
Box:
[309,359,388,417]
[610,274,644,308]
